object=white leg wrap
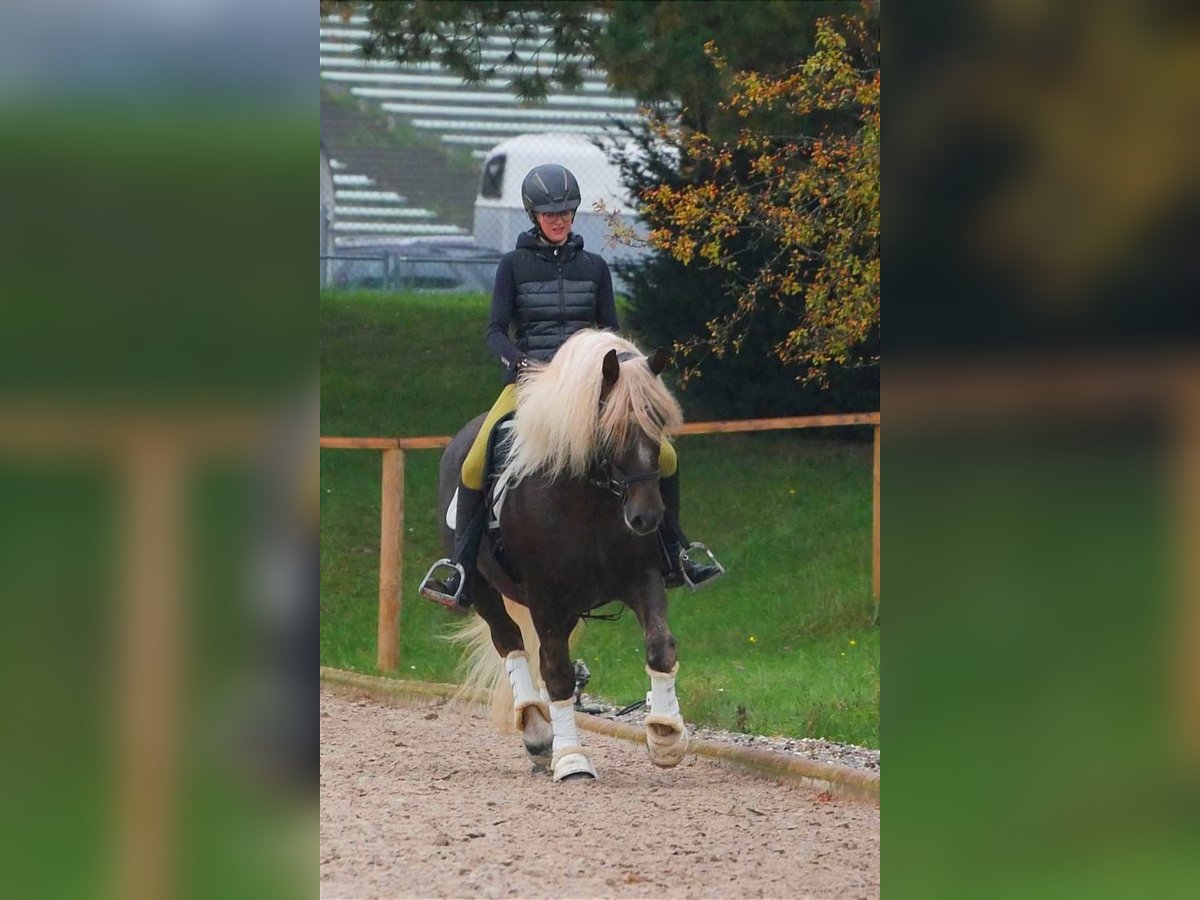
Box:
[505,652,550,731]
[646,663,682,718]
[644,663,689,768]
[549,698,596,781]
[549,698,581,754]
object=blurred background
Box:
[1,2,313,899]
[1,0,1197,897]
[887,1,1200,897]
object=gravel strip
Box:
[579,693,881,773]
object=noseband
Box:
[593,354,662,500]
[590,458,659,500]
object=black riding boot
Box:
[659,472,724,590]
[419,485,485,609]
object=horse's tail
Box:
[447,598,582,732]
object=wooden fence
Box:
[320,412,881,672]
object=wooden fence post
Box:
[378,448,404,672]
[873,425,880,604]
[119,444,182,900]
[1178,377,1200,760]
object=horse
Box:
[433,329,691,781]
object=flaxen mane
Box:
[504,329,683,485]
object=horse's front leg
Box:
[633,578,689,768]
[532,606,597,782]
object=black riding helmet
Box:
[521,164,581,224]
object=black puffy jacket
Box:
[486,229,619,383]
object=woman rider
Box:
[419,163,723,609]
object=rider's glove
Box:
[515,355,533,372]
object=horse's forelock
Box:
[507,330,682,482]
[597,353,683,454]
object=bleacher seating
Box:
[320,11,641,242]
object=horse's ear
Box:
[601,349,621,393]
[647,347,670,376]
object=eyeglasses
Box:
[537,210,574,222]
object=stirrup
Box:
[680,542,725,592]
[418,559,466,608]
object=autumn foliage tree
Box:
[629,17,879,388]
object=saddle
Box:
[446,413,517,540]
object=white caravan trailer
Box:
[472,133,651,294]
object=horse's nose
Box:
[627,510,662,536]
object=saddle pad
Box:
[445,418,516,530]
[488,419,517,527]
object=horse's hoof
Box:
[520,706,554,763]
[530,761,551,776]
[645,716,690,768]
[525,748,552,768]
[558,771,595,782]
[551,750,597,782]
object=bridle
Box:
[592,350,661,500]
[589,457,659,500]
[582,451,660,623]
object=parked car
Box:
[329,236,501,293]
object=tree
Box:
[326,1,602,103]
[631,17,879,386]
[326,1,861,135]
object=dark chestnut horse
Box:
[434,329,690,781]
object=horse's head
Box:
[506,331,683,519]
[595,347,672,536]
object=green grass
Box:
[320,290,879,747]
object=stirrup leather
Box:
[418,559,466,607]
[679,542,725,591]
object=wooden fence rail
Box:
[320,412,880,671]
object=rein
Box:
[580,603,625,623]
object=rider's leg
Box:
[657,440,724,590]
[421,385,517,607]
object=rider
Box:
[419,163,723,609]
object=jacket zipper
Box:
[556,257,565,346]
